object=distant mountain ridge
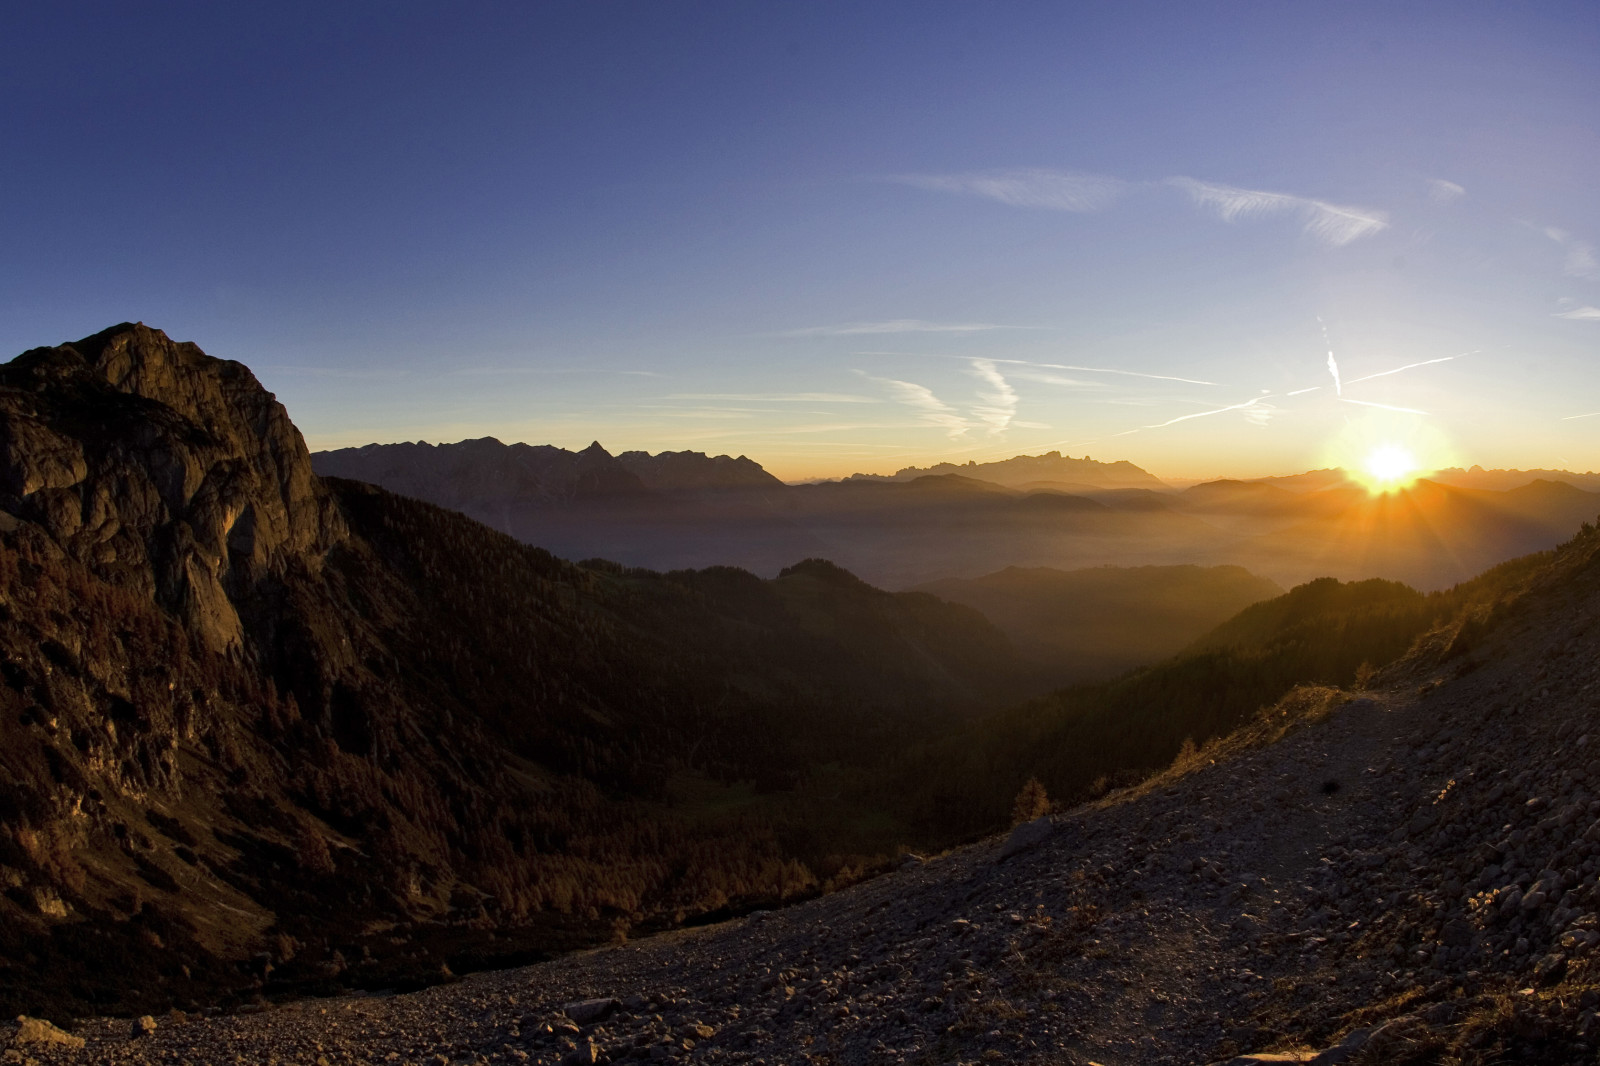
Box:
[617,448,783,491]
[1428,465,1600,494]
[843,450,1167,490]
[313,437,784,507]
[1238,466,1600,494]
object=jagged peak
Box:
[1,324,345,649]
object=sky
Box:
[3,2,1597,482]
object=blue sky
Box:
[4,2,1597,480]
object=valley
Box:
[35,502,1600,1065]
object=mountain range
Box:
[314,439,1600,594]
[840,450,1169,491]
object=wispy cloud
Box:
[1555,306,1600,321]
[1168,177,1389,246]
[968,358,1017,435]
[781,319,1014,337]
[1008,369,1105,388]
[1340,397,1429,415]
[890,168,1124,212]
[666,392,880,403]
[640,408,762,420]
[891,166,1392,248]
[991,357,1219,386]
[854,359,1025,438]
[1545,227,1600,281]
[452,365,660,378]
[857,372,974,437]
[261,364,411,380]
[1428,178,1466,205]
[1243,402,1277,427]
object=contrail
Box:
[1319,318,1342,397]
[1287,386,1322,396]
[1140,396,1273,430]
[1340,397,1428,415]
[1344,352,1470,385]
[1562,411,1600,421]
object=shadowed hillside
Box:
[0,325,1030,1017]
[916,563,1284,682]
[879,551,1558,844]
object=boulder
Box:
[999,816,1053,860]
[560,1041,598,1066]
[563,998,620,1026]
[1309,1025,1377,1064]
[11,1015,86,1049]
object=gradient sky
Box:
[4,2,1597,481]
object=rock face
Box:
[0,323,343,650]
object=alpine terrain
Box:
[0,325,1597,1066]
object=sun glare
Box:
[1321,410,1453,496]
[1357,443,1421,494]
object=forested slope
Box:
[878,552,1559,842]
[0,325,1026,1017]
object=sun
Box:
[1356,443,1421,494]
[1316,378,1457,493]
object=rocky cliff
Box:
[0,324,344,650]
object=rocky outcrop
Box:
[0,323,344,650]
[8,1015,85,1050]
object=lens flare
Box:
[1359,443,1420,493]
